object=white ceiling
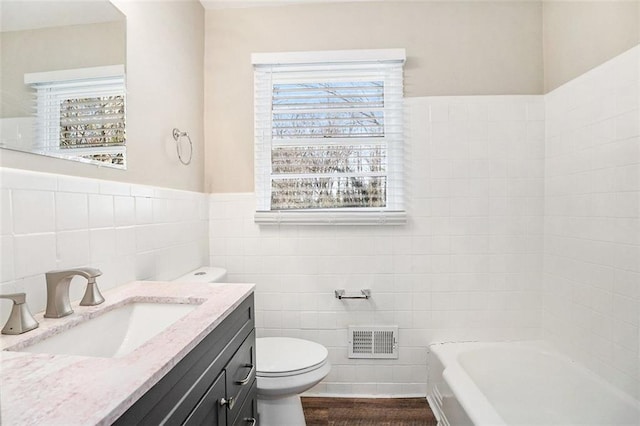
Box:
[1,1,124,33]
[199,0,546,10]
[200,0,357,9]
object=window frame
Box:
[252,49,406,225]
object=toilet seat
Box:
[256,337,328,378]
[255,337,331,425]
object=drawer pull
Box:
[219,396,235,409]
[235,363,255,386]
[244,418,256,426]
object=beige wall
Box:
[204,1,544,193]
[0,1,206,193]
[543,0,640,92]
[3,1,636,193]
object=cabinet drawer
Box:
[226,330,256,424]
[183,371,226,426]
[233,379,257,426]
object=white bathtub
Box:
[427,341,640,426]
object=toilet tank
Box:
[173,267,227,283]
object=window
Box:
[25,65,126,168]
[252,49,406,225]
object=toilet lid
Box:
[256,337,328,377]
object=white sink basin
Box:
[13,301,197,358]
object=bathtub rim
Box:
[431,340,512,426]
[429,340,640,426]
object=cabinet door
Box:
[233,380,258,426]
[184,371,226,426]
[225,330,256,424]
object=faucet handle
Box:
[80,277,105,306]
[0,293,39,335]
[0,293,26,305]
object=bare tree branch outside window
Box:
[270,81,387,210]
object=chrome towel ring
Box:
[172,128,192,165]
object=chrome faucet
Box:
[44,268,105,318]
[0,293,39,335]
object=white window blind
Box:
[253,50,406,225]
[27,66,126,167]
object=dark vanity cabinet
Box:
[115,295,257,426]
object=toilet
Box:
[256,337,331,426]
[173,267,330,425]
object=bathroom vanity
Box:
[0,281,255,425]
[115,293,257,425]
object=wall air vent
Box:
[348,326,398,359]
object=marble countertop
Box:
[0,280,254,426]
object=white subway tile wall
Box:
[209,95,546,396]
[0,168,209,324]
[543,45,640,399]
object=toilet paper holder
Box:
[334,289,371,300]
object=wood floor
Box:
[301,397,438,426]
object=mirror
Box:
[0,1,127,169]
